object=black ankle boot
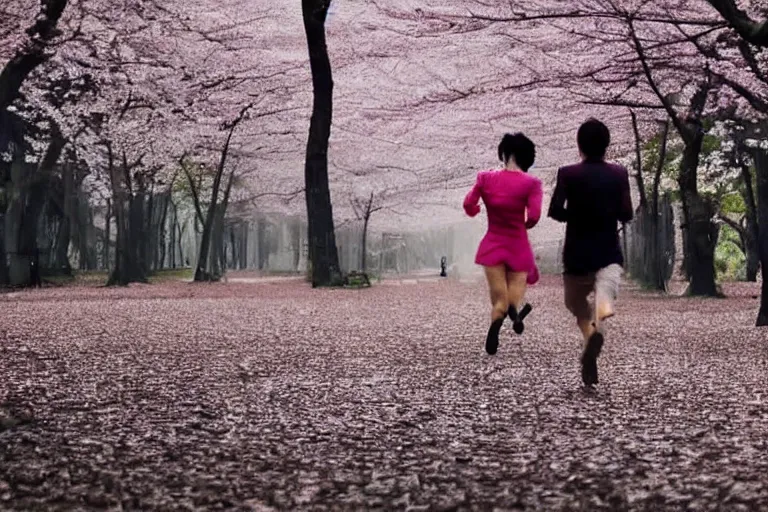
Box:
[581,331,604,386]
[508,303,532,335]
[485,316,505,355]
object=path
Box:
[1,276,766,510]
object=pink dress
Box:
[463,170,543,284]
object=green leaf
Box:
[719,193,746,215]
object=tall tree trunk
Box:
[650,121,670,291]
[169,200,176,269]
[178,221,185,267]
[257,218,267,270]
[54,162,73,274]
[53,212,71,272]
[4,130,65,287]
[745,227,760,282]
[215,171,235,277]
[107,147,147,286]
[158,192,170,270]
[754,148,768,326]
[739,162,761,282]
[291,220,301,271]
[229,226,237,270]
[302,0,342,287]
[191,107,248,282]
[0,209,8,285]
[4,160,29,285]
[678,126,719,297]
[104,199,111,271]
[361,215,369,273]
[131,190,146,276]
[144,190,155,272]
[240,221,248,270]
[76,190,93,271]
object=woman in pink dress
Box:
[463,133,543,355]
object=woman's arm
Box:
[463,172,483,217]
[525,178,543,229]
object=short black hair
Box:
[577,118,611,160]
[498,132,536,171]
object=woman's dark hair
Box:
[497,132,536,171]
[577,118,611,160]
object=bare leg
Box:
[484,265,509,322]
[564,273,602,386]
[578,317,595,343]
[593,264,621,332]
[506,271,531,334]
[483,265,508,354]
[505,271,528,312]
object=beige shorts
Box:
[563,264,623,321]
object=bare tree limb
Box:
[704,0,768,47]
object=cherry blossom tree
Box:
[4,0,765,303]
[182,104,251,282]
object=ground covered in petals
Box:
[1,275,766,511]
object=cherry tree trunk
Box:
[678,133,719,297]
[194,210,218,281]
[177,221,185,267]
[741,165,760,282]
[53,214,71,273]
[211,207,226,278]
[53,162,73,274]
[217,177,235,276]
[168,202,176,269]
[109,194,147,285]
[257,219,268,270]
[144,192,154,271]
[107,153,148,286]
[361,215,369,273]
[2,159,28,285]
[291,220,301,271]
[228,227,237,270]
[754,149,768,326]
[4,133,64,287]
[302,0,342,287]
[104,199,111,270]
[158,193,170,270]
[239,222,248,270]
[745,230,760,282]
[193,139,237,282]
[0,212,8,285]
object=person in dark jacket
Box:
[548,118,634,387]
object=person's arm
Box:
[525,178,543,229]
[463,172,483,217]
[618,167,634,223]
[547,168,568,222]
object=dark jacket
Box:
[547,160,634,275]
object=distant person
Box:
[548,118,633,387]
[463,133,543,355]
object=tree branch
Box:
[705,0,768,47]
[0,0,70,111]
[630,109,648,208]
